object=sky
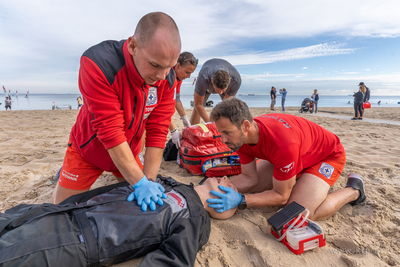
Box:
[1,0,400,96]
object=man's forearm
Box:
[195,104,210,122]
[108,142,144,185]
[175,101,186,117]
[143,147,163,180]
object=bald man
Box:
[51,12,181,212]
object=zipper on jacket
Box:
[128,95,137,129]
[80,113,97,149]
[80,134,97,149]
[129,85,146,146]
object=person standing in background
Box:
[359,82,370,117]
[77,96,83,109]
[168,52,199,148]
[5,96,12,110]
[311,89,319,113]
[279,88,287,111]
[352,85,365,120]
[270,87,276,110]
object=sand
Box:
[1,106,399,266]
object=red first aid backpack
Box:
[179,123,242,177]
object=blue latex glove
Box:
[207,185,241,213]
[127,176,166,211]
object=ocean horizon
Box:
[2,93,400,111]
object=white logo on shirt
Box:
[280,162,294,173]
[164,189,187,213]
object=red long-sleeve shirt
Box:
[70,39,176,172]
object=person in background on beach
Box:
[51,12,180,212]
[311,89,319,113]
[207,98,366,221]
[0,175,236,267]
[76,96,83,109]
[168,52,198,148]
[190,58,242,125]
[4,96,11,111]
[352,84,366,120]
[359,82,370,117]
[270,86,276,111]
[279,88,287,111]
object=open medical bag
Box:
[267,201,326,255]
[179,123,242,177]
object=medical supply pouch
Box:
[179,123,241,177]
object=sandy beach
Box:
[1,106,399,266]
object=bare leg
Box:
[288,173,359,221]
[51,183,89,204]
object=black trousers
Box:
[354,102,363,117]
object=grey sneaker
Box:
[346,173,366,205]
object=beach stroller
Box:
[299,98,313,113]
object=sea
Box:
[2,93,400,111]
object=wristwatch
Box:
[238,194,247,210]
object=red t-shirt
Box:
[237,114,344,181]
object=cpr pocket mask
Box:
[267,201,326,255]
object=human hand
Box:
[127,176,166,211]
[207,185,241,213]
[171,130,182,149]
[180,115,191,128]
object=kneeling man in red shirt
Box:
[207,98,366,220]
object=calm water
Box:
[2,93,400,111]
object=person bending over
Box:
[168,52,199,148]
[0,175,237,267]
[51,12,181,212]
[190,58,241,125]
[207,98,366,221]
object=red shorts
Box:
[58,140,143,190]
[298,145,346,186]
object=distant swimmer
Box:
[378,100,381,105]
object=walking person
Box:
[279,88,287,111]
[352,85,365,120]
[311,89,319,113]
[270,86,276,110]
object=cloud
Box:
[302,67,308,70]
[214,42,357,66]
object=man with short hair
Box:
[190,58,241,125]
[270,86,276,110]
[51,12,181,212]
[207,98,366,221]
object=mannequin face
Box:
[199,176,238,220]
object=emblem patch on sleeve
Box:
[164,189,187,213]
[147,87,158,106]
[319,162,334,179]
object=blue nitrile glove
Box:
[207,185,241,213]
[127,176,166,212]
